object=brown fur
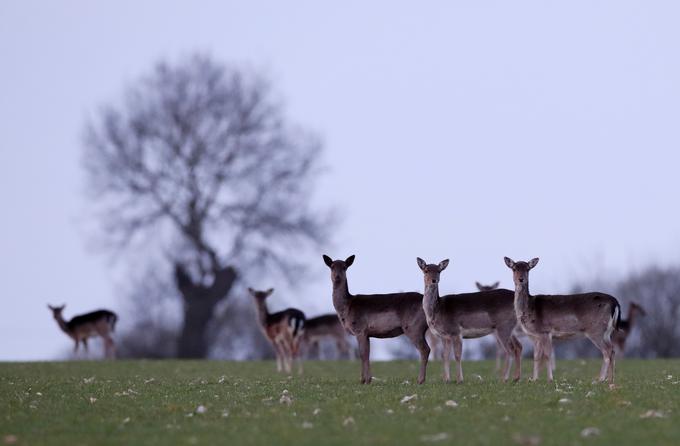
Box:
[249,288,306,374]
[504,257,621,384]
[301,314,352,359]
[48,305,117,359]
[417,258,522,382]
[323,255,430,384]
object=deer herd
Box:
[48,254,647,386]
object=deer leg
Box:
[530,335,542,381]
[542,335,554,382]
[293,337,304,375]
[586,331,614,383]
[82,338,89,354]
[336,336,350,360]
[511,335,523,382]
[549,348,556,373]
[357,334,371,384]
[495,337,505,374]
[453,335,464,383]
[442,337,452,382]
[73,338,80,357]
[494,328,514,382]
[272,341,284,372]
[276,338,292,373]
[281,339,294,374]
[406,329,430,384]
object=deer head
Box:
[504,257,539,286]
[416,257,450,286]
[476,281,500,291]
[47,304,66,319]
[247,288,274,301]
[322,255,355,285]
[630,302,647,317]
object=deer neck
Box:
[514,281,533,322]
[254,300,270,328]
[423,283,440,324]
[54,315,71,336]
[332,279,351,316]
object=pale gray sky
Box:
[1,1,679,360]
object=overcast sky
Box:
[1,1,679,360]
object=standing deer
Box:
[301,314,352,359]
[417,258,522,382]
[248,288,306,374]
[504,257,621,383]
[427,282,502,362]
[47,304,117,358]
[322,255,430,384]
[612,302,646,355]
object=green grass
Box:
[1,359,679,445]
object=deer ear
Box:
[47,304,54,311]
[475,281,483,291]
[504,257,515,269]
[492,281,500,289]
[416,257,427,271]
[247,287,256,296]
[322,255,333,268]
[344,255,355,268]
[438,259,450,271]
[266,288,274,296]
[528,258,540,269]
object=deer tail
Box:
[108,313,118,332]
[612,300,621,330]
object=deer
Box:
[612,302,646,355]
[301,314,353,359]
[417,258,522,383]
[47,304,117,358]
[503,257,621,384]
[427,282,502,362]
[475,281,557,373]
[322,255,430,384]
[248,288,306,374]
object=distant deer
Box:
[301,314,353,359]
[417,258,521,382]
[248,288,306,374]
[47,304,117,358]
[323,255,430,384]
[504,257,621,383]
[612,302,646,355]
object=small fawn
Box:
[48,304,117,358]
[248,288,306,374]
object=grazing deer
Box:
[248,288,306,374]
[504,257,621,383]
[47,305,117,358]
[417,258,521,382]
[612,302,646,355]
[323,255,430,384]
[301,314,353,359]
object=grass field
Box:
[1,359,679,445]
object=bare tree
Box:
[83,54,332,358]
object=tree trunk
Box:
[175,263,237,358]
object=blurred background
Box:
[1,1,679,361]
